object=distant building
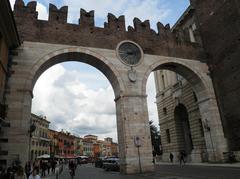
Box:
[57,130,75,158]
[111,142,119,157]
[30,114,50,161]
[84,135,98,141]
[82,135,98,156]
[48,129,59,158]
[82,135,119,157]
[74,136,83,156]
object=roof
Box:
[31,113,51,124]
[171,5,195,31]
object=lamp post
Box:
[28,123,36,161]
[203,119,216,162]
[134,136,142,173]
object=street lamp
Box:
[134,136,142,173]
[28,123,36,161]
[203,118,216,162]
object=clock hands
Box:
[118,42,141,65]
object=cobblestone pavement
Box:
[42,163,240,179]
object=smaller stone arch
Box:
[142,57,211,101]
[174,103,194,155]
[142,57,228,162]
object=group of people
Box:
[169,150,187,166]
[0,159,59,179]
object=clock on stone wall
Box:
[116,40,143,66]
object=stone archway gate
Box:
[2,0,228,174]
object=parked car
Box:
[102,157,120,171]
[76,156,89,164]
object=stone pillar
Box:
[4,78,32,166]
[115,94,154,174]
[198,97,228,162]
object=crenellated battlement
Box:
[48,4,68,23]
[14,0,38,19]
[79,9,94,27]
[104,13,125,31]
[13,0,204,60]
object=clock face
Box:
[117,41,142,66]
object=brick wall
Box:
[13,0,204,61]
[190,0,240,150]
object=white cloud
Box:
[36,2,48,20]
[32,63,117,141]
[146,73,159,129]
[10,0,15,9]
[62,0,170,29]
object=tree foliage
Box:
[149,120,162,155]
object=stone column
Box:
[115,94,154,174]
[198,97,228,162]
[4,76,32,166]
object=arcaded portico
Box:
[4,41,227,173]
[1,0,229,174]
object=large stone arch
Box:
[142,57,228,162]
[5,42,156,174]
[25,46,125,98]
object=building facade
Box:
[74,136,83,156]
[0,0,20,167]
[190,0,240,158]
[48,129,59,158]
[30,114,50,161]
[57,131,75,158]
[154,6,208,163]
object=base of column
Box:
[120,163,154,174]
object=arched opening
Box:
[174,104,193,155]
[29,50,123,157]
[19,49,126,170]
[143,58,227,163]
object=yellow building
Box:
[30,114,50,161]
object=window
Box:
[166,129,171,143]
[163,107,167,115]
[161,75,165,89]
[199,119,204,137]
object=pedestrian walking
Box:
[47,161,51,175]
[179,151,186,167]
[169,153,174,163]
[40,161,46,177]
[28,168,41,179]
[25,161,31,179]
[15,166,27,179]
[51,159,56,174]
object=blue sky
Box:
[11,0,189,28]
[10,0,190,141]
